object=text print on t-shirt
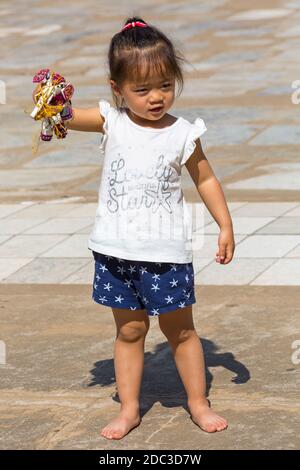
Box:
[102,152,188,241]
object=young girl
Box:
[35,17,235,440]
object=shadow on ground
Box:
[88,337,251,417]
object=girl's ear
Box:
[110,80,122,98]
[110,80,126,109]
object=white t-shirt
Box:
[88,99,207,263]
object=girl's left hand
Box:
[215,226,235,264]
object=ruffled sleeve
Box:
[98,99,111,154]
[181,117,207,166]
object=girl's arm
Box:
[32,84,105,133]
[65,107,105,133]
[185,138,235,264]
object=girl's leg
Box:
[158,305,228,433]
[100,307,150,440]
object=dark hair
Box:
[107,16,187,109]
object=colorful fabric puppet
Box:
[30,68,74,141]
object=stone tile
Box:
[250,259,300,285]
[205,125,262,146]
[0,27,26,38]
[0,168,94,189]
[215,27,273,37]
[75,86,109,100]
[256,217,300,235]
[0,9,12,17]
[0,218,48,235]
[232,202,299,217]
[61,260,94,284]
[184,203,208,232]
[228,39,273,46]
[195,258,276,285]
[0,235,12,244]
[56,56,101,67]
[79,44,109,55]
[286,1,300,9]
[1,53,65,70]
[0,204,35,219]
[154,3,218,14]
[257,85,293,96]
[272,48,300,62]
[284,205,300,216]
[249,126,300,145]
[0,234,68,258]
[172,23,212,41]
[227,202,249,212]
[76,224,94,234]
[226,164,300,190]
[205,217,275,235]
[77,179,100,192]
[180,78,254,95]
[39,234,90,258]
[213,164,250,181]
[228,9,291,21]
[60,204,97,217]
[0,258,34,281]
[24,148,102,168]
[3,258,91,284]
[285,243,300,257]
[273,38,300,51]
[62,132,101,147]
[234,235,300,258]
[213,70,286,86]
[0,150,32,167]
[23,24,62,36]
[175,106,267,125]
[84,67,107,78]
[0,131,29,149]
[44,197,86,204]
[276,24,300,37]
[6,203,83,219]
[24,217,94,234]
[192,257,214,275]
[192,234,246,259]
[203,50,265,65]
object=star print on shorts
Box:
[91,251,196,316]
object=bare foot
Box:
[188,399,228,433]
[100,410,141,440]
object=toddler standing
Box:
[36,16,235,440]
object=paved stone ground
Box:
[0,200,300,285]
[0,0,300,450]
[1,284,299,450]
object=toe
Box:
[216,418,226,425]
[217,422,228,431]
[101,427,113,439]
[221,419,228,427]
[209,425,217,433]
[205,423,217,433]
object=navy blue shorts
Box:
[91,251,196,316]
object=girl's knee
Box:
[158,306,195,342]
[112,307,150,342]
[117,320,149,343]
[160,326,195,344]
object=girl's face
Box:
[110,75,176,124]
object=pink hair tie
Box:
[121,21,148,32]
